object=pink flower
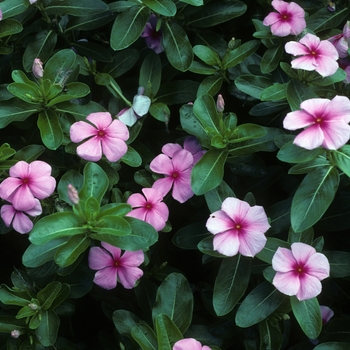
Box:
[0,161,56,212]
[117,89,151,127]
[67,184,79,205]
[283,95,350,150]
[206,197,270,257]
[88,242,144,290]
[150,149,194,203]
[126,188,169,231]
[162,136,205,164]
[70,112,129,162]
[272,242,330,301]
[285,33,339,77]
[141,14,163,54]
[263,0,306,37]
[173,338,211,350]
[32,58,43,79]
[1,199,42,234]
[328,21,350,58]
[216,94,225,112]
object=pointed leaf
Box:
[155,314,182,350]
[35,310,60,346]
[37,109,63,150]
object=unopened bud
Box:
[216,94,225,112]
[11,330,20,338]
[28,303,39,310]
[32,58,44,79]
[137,86,145,95]
[68,184,79,205]
[228,37,236,50]
[282,314,290,320]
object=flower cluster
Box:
[150,137,205,203]
[0,161,56,233]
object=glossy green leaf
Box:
[0,19,22,39]
[0,285,30,306]
[56,101,105,119]
[172,222,209,250]
[7,83,42,104]
[193,45,221,66]
[291,166,339,232]
[235,281,287,327]
[179,0,203,5]
[121,146,142,167]
[104,49,140,78]
[288,157,330,175]
[260,83,288,102]
[191,149,228,195]
[13,144,45,162]
[0,315,26,333]
[37,282,62,311]
[142,0,176,16]
[323,251,350,278]
[314,343,350,350]
[0,0,27,19]
[155,314,182,350]
[330,145,350,178]
[310,68,347,86]
[149,102,170,123]
[277,141,324,164]
[197,75,224,98]
[204,180,235,213]
[197,236,227,258]
[37,109,63,150]
[35,310,60,346]
[307,7,350,33]
[99,203,131,218]
[139,52,162,97]
[188,61,218,75]
[163,20,193,72]
[193,94,220,134]
[131,323,158,350]
[229,124,266,144]
[22,30,57,72]
[92,215,131,236]
[110,6,150,50]
[29,212,86,245]
[290,296,322,339]
[259,319,283,350]
[235,75,271,100]
[45,0,108,16]
[286,80,318,111]
[213,255,251,316]
[47,82,90,106]
[222,40,260,69]
[0,143,15,162]
[256,238,290,264]
[260,45,284,74]
[157,80,199,105]
[152,273,193,334]
[65,11,116,32]
[70,42,113,63]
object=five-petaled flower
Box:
[206,197,270,257]
[283,95,350,150]
[127,187,169,231]
[272,242,330,301]
[328,20,350,58]
[70,112,129,162]
[173,338,211,350]
[0,161,56,212]
[150,149,194,203]
[117,88,151,127]
[88,242,144,290]
[141,14,164,54]
[285,33,339,77]
[263,0,306,37]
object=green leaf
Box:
[13,144,45,162]
[193,94,220,133]
[142,0,176,16]
[197,75,223,98]
[277,141,324,164]
[152,273,193,334]
[149,102,170,123]
[70,42,113,63]
[314,343,350,350]
[65,11,116,32]
[204,180,235,213]
[229,124,266,144]
[213,255,251,316]
[0,19,22,39]
[255,238,290,264]
[187,0,246,28]
[104,49,140,78]
[22,238,67,267]
[99,203,131,218]
[121,146,142,167]
[290,296,322,339]
[7,83,42,104]
[35,310,60,346]
[307,7,350,33]
[291,166,339,232]
[288,157,330,174]
[191,149,228,195]
[37,282,62,311]
[157,80,199,105]
[113,309,142,336]
[162,20,193,72]
[131,323,158,350]
[92,216,131,236]
[180,0,203,5]
[0,143,16,162]
[47,82,90,106]
[0,315,26,333]
[235,281,287,327]
[0,285,30,306]
[235,75,272,100]
[0,0,27,19]
[172,222,209,250]
[155,314,182,349]
[79,162,109,204]
[260,45,284,74]
[310,68,347,86]
[45,0,109,16]
[259,319,283,350]
[193,45,221,66]
[286,80,318,111]
[260,83,288,102]
[222,40,260,69]
[330,145,350,177]
[22,30,57,72]
[139,52,162,98]
[56,101,105,119]
[37,109,63,150]
[110,6,150,50]
[54,235,91,267]
[29,212,86,245]
[188,61,218,75]
[323,251,350,278]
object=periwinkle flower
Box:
[141,14,164,54]
[328,21,350,58]
[173,338,211,350]
[32,58,44,79]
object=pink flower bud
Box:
[11,330,20,338]
[137,86,145,95]
[67,184,79,205]
[216,94,225,112]
[32,58,44,79]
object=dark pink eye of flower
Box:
[145,202,153,210]
[98,130,105,137]
[22,178,30,184]
[172,172,179,178]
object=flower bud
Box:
[28,302,39,310]
[137,86,145,95]
[216,94,225,112]
[11,330,20,338]
[68,184,79,205]
[32,58,44,79]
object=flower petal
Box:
[93,267,117,290]
[70,121,97,143]
[132,95,151,116]
[86,112,112,129]
[238,229,267,257]
[173,338,203,350]
[305,252,330,280]
[293,124,324,150]
[101,242,122,261]
[150,154,174,175]
[162,143,182,158]
[118,108,137,127]
[12,211,34,234]
[213,231,240,257]
[120,249,144,267]
[296,274,322,300]
[117,266,143,289]
[76,137,103,162]
[88,246,114,270]
[273,271,300,296]
[101,136,128,162]
[206,209,234,235]
[272,247,296,273]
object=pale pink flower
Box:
[32,58,43,79]
[173,338,211,350]
[283,95,350,150]
[328,21,350,58]
[70,112,129,162]
[263,0,306,37]
[150,149,194,203]
[206,197,270,257]
[117,89,151,127]
[285,33,339,77]
[88,242,144,290]
[162,136,205,164]
[126,188,169,231]
[141,14,163,54]
[67,184,79,205]
[1,199,42,234]
[272,242,330,301]
[11,330,20,339]
[0,161,56,212]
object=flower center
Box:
[114,259,120,267]
[145,203,153,210]
[282,14,288,20]
[22,178,29,184]
[172,172,179,178]
[296,266,303,274]
[316,117,322,124]
[98,130,105,137]
[235,224,241,229]
[310,50,317,56]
